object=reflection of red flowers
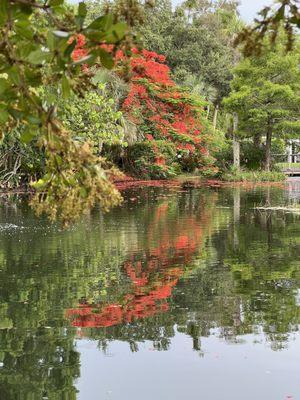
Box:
[67,304,123,328]
[66,197,216,330]
[67,263,183,328]
[175,235,189,250]
[67,266,180,328]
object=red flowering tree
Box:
[70,38,217,178]
[116,48,217,178]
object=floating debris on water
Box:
[0,223,21,231]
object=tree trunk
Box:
[98,140,103,156]
[286,141,292,164]
[233,113,240,169]
[212,104,219,131]
[253,133,261,147]
[206,104,210,119]
[265,120,272,172]
[233,187,241,250]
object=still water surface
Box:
[0,182,300,400]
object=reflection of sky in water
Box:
[286,178,300,202]
[76,333,300,400]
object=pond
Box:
[0,181,300,400]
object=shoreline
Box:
[113,176,286,190]
[0,176,287,196]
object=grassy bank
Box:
[221,169,286,183]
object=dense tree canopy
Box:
[224,39,300,170]
[139,0,242,103]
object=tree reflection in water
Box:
[0,185,300,398]
[67,195,214,329]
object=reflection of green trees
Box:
[0,186,300,397]
[0,203,127,399]
[82,187,300,354]
[0,189,217,397]
[219,189,300,349]
[0,328,79,400]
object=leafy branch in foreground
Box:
[31,124,122,226]
[236,0,300,55]
[0,0,129,224]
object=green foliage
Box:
[58,86,125,149]
[275,162,300,170]
[123,141,180,179]
[224,40,300,170]
[221,167,285,182]
[139,0,242,102]
[0,129,44,188]
[31,130,122,226]
[0,0,129,224]
[224,50,300,137]
[215,139,286,172]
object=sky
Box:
[238,0,273,22]
[70,0,275,23]
[171,0,274,21]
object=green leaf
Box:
[0,108,9,124]
[31,178,48,190]
[49,0,64,6]
[14,3,33,19]
[289,16,300,28]
[47,32,56,51]
[7,66,21,86]
[76,2,87,29]
[64,40,77,58]
[274,5,285,22]
[86,14,113,31]
[18,42,36,60]
[24,68,42,87]
[15,20,34,39]
[113,21,127,38]
[84,30,106,42]
[97,49,114,69]
[27,49,50,65]
[0,78,9,95]
[0,0,8,27]
[61,75,71,98]
[20,128,37,144]
[105,22,127,43]
[78,2,87,17]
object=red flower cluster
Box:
[69,34,88,62]
[115,48,211,167]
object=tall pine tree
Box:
[224,41,300,171]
